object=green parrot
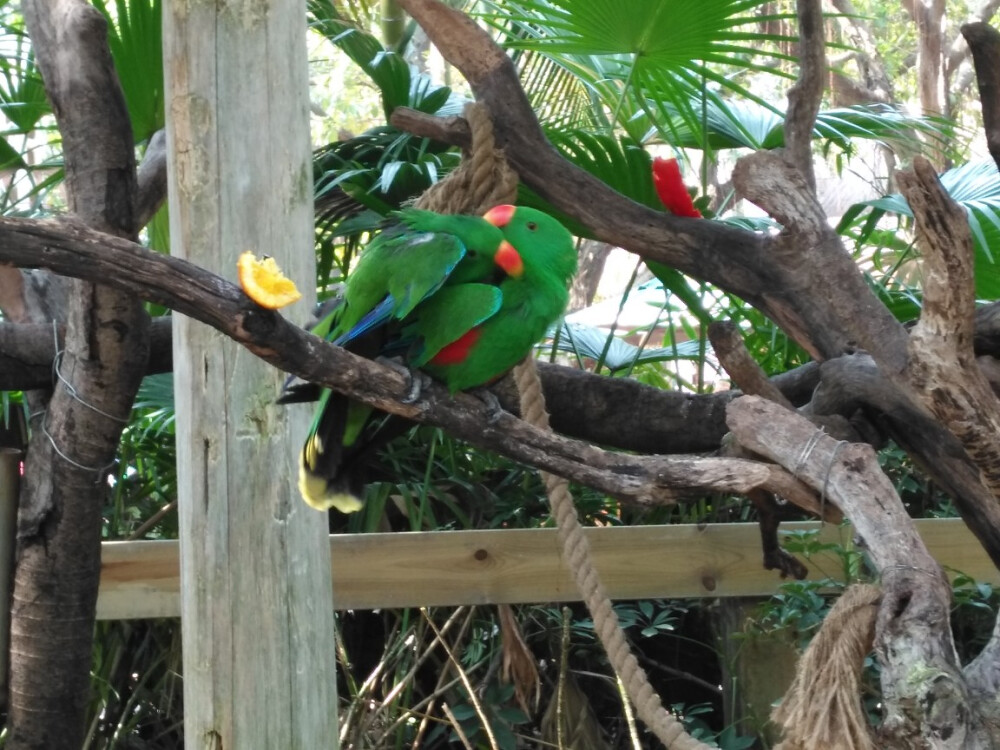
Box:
[293,204,577,512]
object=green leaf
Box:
[841,159,1000,299]
[480,0,796,139]
[93,0,164,142]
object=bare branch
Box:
[708,321,794,408]
[135,129,168,229]
[963,22,1000,173]
[390,108,472,149]
[731,150,910,371]
[0,316,745,454]
[784,0,826,191]
[0,215,824,509]
[896,157,1000,500]
[727,396,981,746]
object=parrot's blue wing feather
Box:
[333,295,396,346]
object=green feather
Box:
[292,206,578,511]
[332,209,506,339]
[423,207,578,392]
[406,284,503,367]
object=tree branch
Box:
[896,157,1000,499]
[12,0,148,747]
[784,0,825,191]
[0,215,827,512]
[135,129,167,229]
[963,22,1000,173]
[727,396,983,746]
[0,316,745,454]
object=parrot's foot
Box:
[470,387,505,424]
[402,371,432,404]
[376,356,430,404]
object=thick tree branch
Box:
[731,137,1000,571]
[728,396,985,747]
[709,321,794,408]
[731,150,910,371]
[896,158,1000,499]
[809,353,1000,569]
[0,216,827,512]
[0,316,826,455]
[13,1,148,747]
[135,129,167,230]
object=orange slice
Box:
[237,252,302,309]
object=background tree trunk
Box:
[6,3,149,748]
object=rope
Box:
[771,584,880,750]
[418,100,708,749]
[414,103,519,215]
[514,357,712,750]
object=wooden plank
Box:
[164,0,338,746]
[97,519,998,619]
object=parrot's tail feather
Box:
[297,392,361,512]
[298,450,364,513]
[276,379,321,405]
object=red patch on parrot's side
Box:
[430,327,483,365]
[652,157,702,218]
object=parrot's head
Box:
[484,205,577,285]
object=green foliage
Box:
[838,159,1000,299]
[309,0,466,121]
[481,0,799,142]
[92,0,164,143]
[308,0,472,287]
[748,528,868,649]
[85,620,183,749]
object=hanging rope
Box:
[414,103,519,215]
[513,357,712,750]
[771,584,880,750]
[411,102,710,749]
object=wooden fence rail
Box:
[96,519,997,620]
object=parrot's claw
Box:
[470,387,505,424]
[376,356,429,404]
[403,371,432,404]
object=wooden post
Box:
[164,1,339,747]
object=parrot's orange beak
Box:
[494,240,524,278]
[483,204,516,227]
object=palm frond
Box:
[837,159,1000,299]
[480,0,797,140]
[92,0,164,143]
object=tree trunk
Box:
[7,2,149,747]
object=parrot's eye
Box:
[526,222,538,231]
[468,250,477,257]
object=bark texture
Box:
[8,3,148,748]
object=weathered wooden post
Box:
[164,1,339,747]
